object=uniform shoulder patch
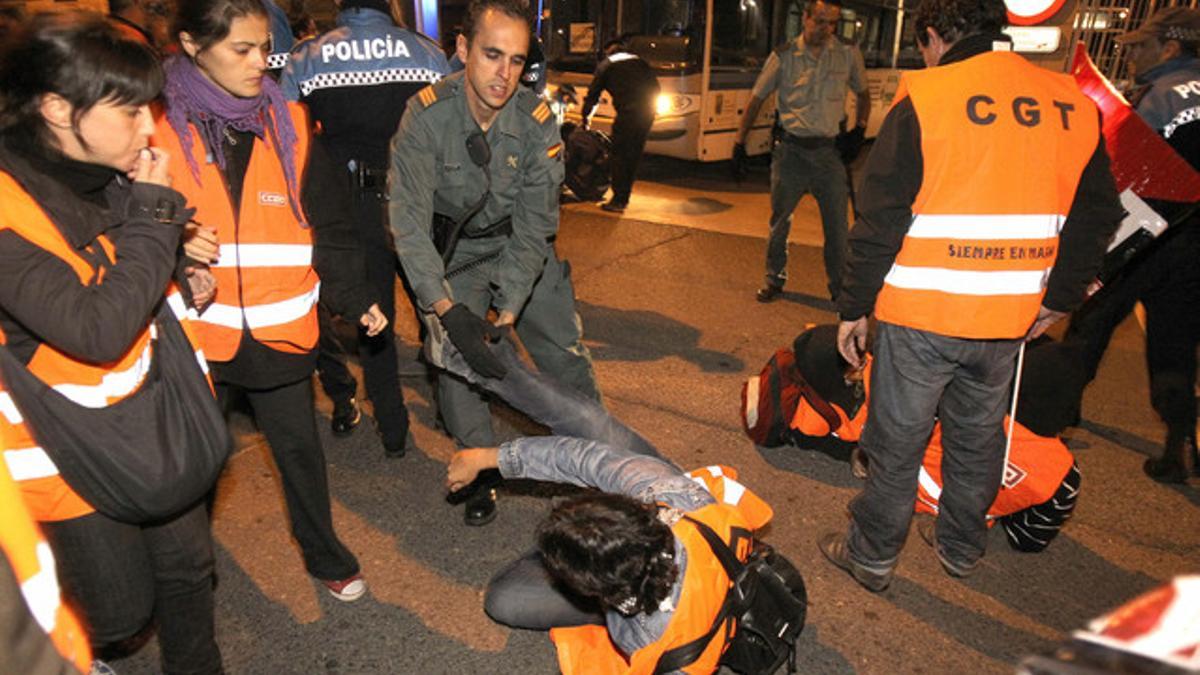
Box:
[415,77,457,111]
[514,88,553,125]
[531,101,552,125]
[416,84,438,109]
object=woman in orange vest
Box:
[0,13,222,673]
[157,0,386,601]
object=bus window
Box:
[711,0,774,70]
[619,0,705,70]
[544,0,612,73]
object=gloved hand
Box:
[835,125,866,164]
[731,142,749,181]
[440,304,508,379]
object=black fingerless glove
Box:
[440,304,508,379]
[836,126,866,164]
[731,142,749,180]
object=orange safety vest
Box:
[0,456,91,672]
[550,466,773,675]
[915,419,1075,521]
[152,104,319,362]
[0,172,208,522]
[874,51,1100,339]
[789,357,871,443]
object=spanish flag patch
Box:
[532,102,552,124]
[418,86,437,107]
[547,142,563,159]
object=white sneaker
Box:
[322,573,367,602]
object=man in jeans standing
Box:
[735,0,869,303]
[819,0,1124,591]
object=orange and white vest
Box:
[875,51,1100,339]
[0,173,208,522]
[152,104,319,362]
[550,466,773,675]
[0,456,90,672]
[916,419,1075,521]
[790,357,871,443]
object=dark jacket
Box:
[581,51,660,119]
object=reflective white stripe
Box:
[907,214,1064,240]
[884,265,1048,296]
[21,543,60,632]
[4,447,58,480]
[0,392,22,425]
[918,467,942,501]
[706,466,724,477]
[166,291,199,322]
[267,52,289,70]
[743,377,760,429]
[212,244,312,269]
[298,68,444,97]
[720,477,746,505]
[197,282,320,330]
[54,335,154,409]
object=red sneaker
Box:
[322,573,366,602]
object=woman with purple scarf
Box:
[155,0,386,601]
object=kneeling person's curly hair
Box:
[537,493,679,616]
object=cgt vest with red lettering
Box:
[0,172,208,522]
[550,466,773,675]
[0,456,90,672]
[790,357,871,443]
[875,51,1100,339]
[152,103,319,362]
[915,419,1075,521]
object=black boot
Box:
[1144,429,1190,484]
[447,469,501,526]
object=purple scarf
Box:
[161,55,304,224]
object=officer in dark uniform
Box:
[283,0,449,458]
[388,0,601,525]
[265,0,294,73]
[580,37,659,213]
[1065,7,1200,484]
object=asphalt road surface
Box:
[111,156,1199,674]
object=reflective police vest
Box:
[153,104,320,362]
[549,465,773,675]
[874,51,1100,339]
[0,457,91,671]
[0,172,207,522]
[789,358,870,443]
[915,419,1075,521]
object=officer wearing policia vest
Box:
[818,0,1124,592]
[283,0,448,458]
[388,0,600,526]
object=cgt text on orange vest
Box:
[966,95,1076,129]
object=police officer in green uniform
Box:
[388,0,601,526]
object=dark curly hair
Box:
[0,11,162,149]
[914,0,1007,47]
[462,0,533,43]
[537,493,679,616]
[174,0,268,52]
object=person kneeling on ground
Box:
[759,325,1082,553]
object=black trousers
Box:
[215,378,359,581]
[1064,224,1200,440]
[42,503,221,674]
[609,110,654,205]
[316,179,410,449]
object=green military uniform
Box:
[388,71,600,446]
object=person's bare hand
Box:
[838,317,869,369]
[128,147,171,187]
[493,310,516,327]
[183,223,219,265]
[446,448,500,493]
[359,304,388,337]
[1025,305,1066,341]
[185,266,216,308]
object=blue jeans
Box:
[766,137,849,299]
[847,322,1021,570]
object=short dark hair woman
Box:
[156,0,387,600]
[0,12,221,672]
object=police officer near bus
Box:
[819,0,1123,591]
[388,0,601,525]
[284,0,449,458]
[735,0,870,303]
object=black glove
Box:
[440,304,508,379]
[835,125,866,164]
[731,142,749,181]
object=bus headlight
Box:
[655,93,693,116]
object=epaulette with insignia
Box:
[515,88,554,127]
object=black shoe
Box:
[817,532,892,592]
[464,488,497,526]
[1144,456,1189,484]
[331,398,361,436]
[384,435,409,459]
[600,200,626,213]
[756,284,783,303]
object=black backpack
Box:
[653,518,808,675]
[562,126,612,201]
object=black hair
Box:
[804,0,842,18]
[0,11,162,149]
[462,0,532,43]
[914,0,1007,47]
[174,0,267,51]
[537,493,678,616]
[603,37,625,52]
